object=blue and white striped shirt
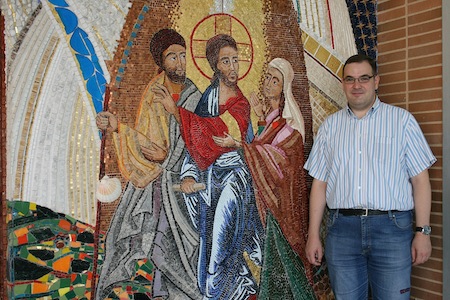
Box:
[304,98,436,211]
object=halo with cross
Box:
[190,13,254,81]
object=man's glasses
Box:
[343,75,375,84]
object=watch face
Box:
[423,225,432,235]
[416,226,432,235]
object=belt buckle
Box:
[362,208,369,216]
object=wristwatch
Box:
[415,225,432,235]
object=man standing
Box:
[179,34,263,300]
[95,28,202,299]
[304,53,436,299]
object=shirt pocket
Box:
[371,135,394,164]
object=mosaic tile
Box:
[12,257,52,280]
[31,282,49,294]
[12,284,31,296]
[29,249,55,261]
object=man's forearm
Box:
[308,178,328,238]
[411,169,432,227]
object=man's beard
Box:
[218,71,238,88]
[218,71,237,87]
[166,69,186,84]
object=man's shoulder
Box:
[312,109,345,136]
[377,99,413,119]
[151,71,166,85]
[140,72,165,102]
[184,77,196,87]
[322,108,347,123]
[179,77,202,111]
[184,77,201,93]
[378,99,408,112]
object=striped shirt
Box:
[304,98,436,211]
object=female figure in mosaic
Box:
[243,58,316,299]
[95,29,202,299]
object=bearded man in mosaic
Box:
[179,34,264,300]
[95,28,202,299]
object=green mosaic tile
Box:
[10,202,33,216]
[49,279,61,290]
[59,278,72,288]
[73,286,86,297]
[72,274,84,285]
[139,260,154,274]
[13,283,31,295]
[64,289,77,299]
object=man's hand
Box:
[141,142,167,162]
[180,177,197,194]
[152,83,177,115]
[306,179,327,267]
[306,235,324,266]
[212,132,239,148]
[96,111,118,132]
[411,233,432,266]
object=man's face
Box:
[217,46,239,87]
[162,44,186,84]
[342,61,379,116]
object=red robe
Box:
[243,116,312,282]
[179,89,250,170]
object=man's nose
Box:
[176,55,185,67]
[352,80,362,87]
[176,57,182,67]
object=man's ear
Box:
[374,74,380,89]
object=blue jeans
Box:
[325,210,414,300]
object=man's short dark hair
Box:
[149,28,186,69]
[343,53,378,76]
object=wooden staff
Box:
[91,85,111,299]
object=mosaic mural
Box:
[2,0,378,299]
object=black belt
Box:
[332,209,400,216]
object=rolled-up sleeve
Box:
[404,115,437,177]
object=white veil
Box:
[268,58,306,142]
